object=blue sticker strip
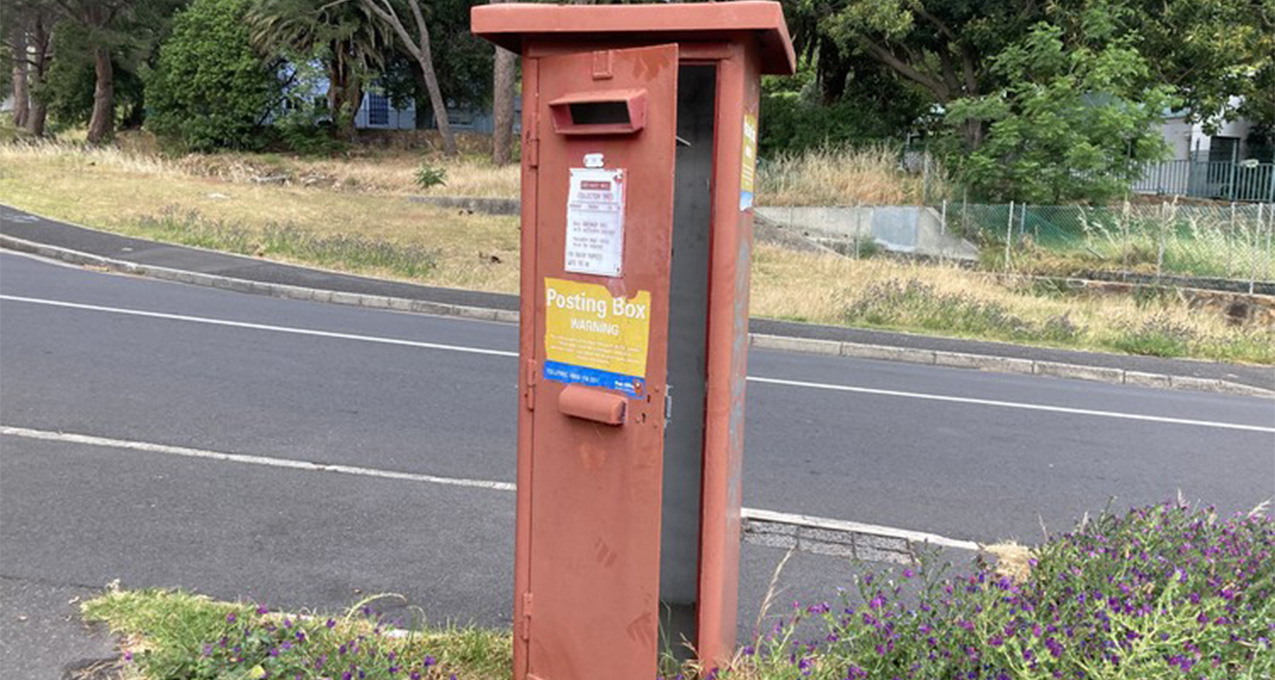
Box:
[543,360,646,398]
[739,190,754,211]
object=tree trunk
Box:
[413,57,456,155]
[491,44,516,164]
[87,46,114,144]
[346,77,362,142]
[26,17,50,137]
[962,118,983,152]
[359,0,456,155]
[10,26,29,129]
[417,51,456,155]
[327,45,342,114]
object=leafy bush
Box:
[275,112,346,156]
[144,0,280,151]
[415,162,448,190]
[759,94,898,159]
[730,501,1274,680]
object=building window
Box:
[368,93,389,126]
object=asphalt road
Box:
[2,250,1273,643]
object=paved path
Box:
[1,251,1272,677]
[5,204,1271,390]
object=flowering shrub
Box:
[730,501,1273,680]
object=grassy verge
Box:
[83,590,510,680]
[0,143,521,293]
[1,142,1269,364]
[755,145,946,207]
[82,501,1273,680]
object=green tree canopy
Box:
[944,6,1175,203]
[145,0,280,150]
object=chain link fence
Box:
[943,201,1275,289]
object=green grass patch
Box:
[82,590,511,680]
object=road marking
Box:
[0,425,516,492]
[0,425,976,553]
[0,294,519,358]
[3,294,1272,432]
[748,376,1275,434]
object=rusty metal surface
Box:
[521,44,679,680]
[471,1,796,75]
[473,5,793,675]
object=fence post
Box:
[922,151,931,206]
[1005,201,1015,272]
[1229,144,1239,202]
[1259,204,1269,283]
[1228,202,1237,278]
[1250,204,1258,294]
[939,199,949,264]
[1157,202,1166,277]
[1122,200,1131,270]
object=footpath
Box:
[2,204,1272,395]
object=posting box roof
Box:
[471,1,796,75]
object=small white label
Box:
[565,168,625,277]
[584,153,605,168]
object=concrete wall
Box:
[754,205,979,261]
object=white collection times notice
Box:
[564,167,625,277]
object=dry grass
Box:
[983,541,1035,585]
[756,145,948,207]
[750,245,1273,363]
[1,138,522,198]
[0,142,521,293]
[1,141,1268,362]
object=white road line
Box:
[748,376,1275,434]
[0,425,516,492]
[0,425,975,551]
[2,294,1272,433]
[0,294,519,358]
[741,507,980,551]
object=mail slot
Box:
[549,90,647,135]
[472,4,794,678]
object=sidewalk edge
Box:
[4,234,1270,399]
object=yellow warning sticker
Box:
[543,277,650,397]
[740,113,758,210]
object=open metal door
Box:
[525,43,679,680]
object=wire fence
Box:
[943,201,1275,289]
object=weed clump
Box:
[415,162,448,190]
[136,207,439,279]
[1111,314,1199,357]
[843,279,1083,343]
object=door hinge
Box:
[520,592,533,641]
[526,108,540,168]
[664,384,673,423]
[524,359,537,411]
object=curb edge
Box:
[4,234,1270,399]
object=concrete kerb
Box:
[3,233,1270,399]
